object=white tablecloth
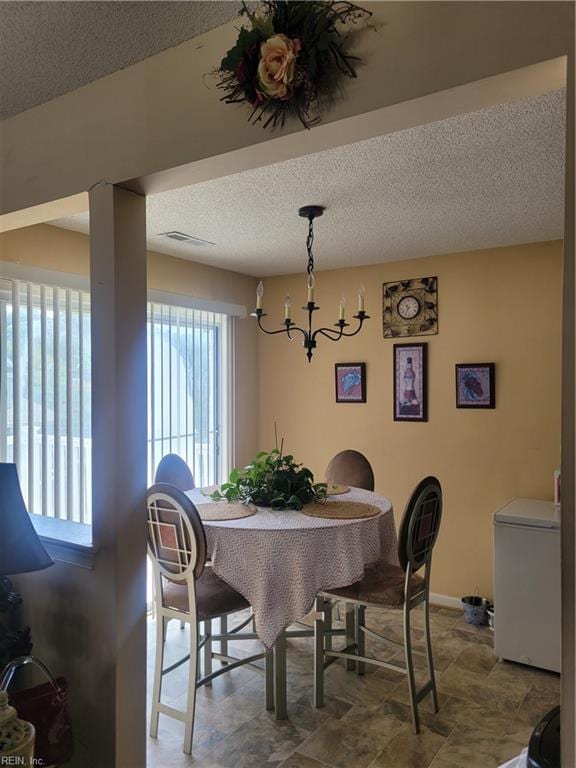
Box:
[186,487,398,648]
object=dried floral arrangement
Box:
[214,1,372,129]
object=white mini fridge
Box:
[493,498,561,673]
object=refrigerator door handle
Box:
[494,520,559,532]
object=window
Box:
[147,302,231,488]
[0,276,232,532]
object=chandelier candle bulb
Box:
[307,273,315,304]
[358,284,366,313]
[285,294,292,320]
[339,297,346,321]
[256,281,264,310]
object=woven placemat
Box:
[196,501,256,521]
[301,501,380,520]
[327,483,351,496]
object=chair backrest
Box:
[155,454,195,491]
[398,476,442,574]
[325,450,375,491]
[146,483,206,581]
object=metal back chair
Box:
[147,484,272,754]
[325,449,375,491]
[398,475,442,577]
[314,476,443,734]
[155,453,195,491]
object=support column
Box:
[89,183,147,768]
[561,45,575,767]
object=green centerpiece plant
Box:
[210,448,327,510]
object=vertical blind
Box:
[147,302,230,489]
[0,278,92,522]
[0,277,231,526]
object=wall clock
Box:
[382,276,438,338]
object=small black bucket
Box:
[461,596,489,625]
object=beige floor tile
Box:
[437,663,526,716]
[429,725,526,768]
[280,754,332,768]
[452,642,498,675]
[197,711,309,767]
[297,703,403,768]
[505,685,560,743]
[318,661,401,707]
[369,725,446,768]
[435,695,516,736]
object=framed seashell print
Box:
[455,363,496,408]
[335,363,366,403]
[383,276,438,338]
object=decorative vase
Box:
[0,690,35,764]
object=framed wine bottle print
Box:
[393,343,428,422]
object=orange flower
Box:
[257,34,301,100]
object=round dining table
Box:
[185,486,398,717]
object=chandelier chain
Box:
[306,216,315,276]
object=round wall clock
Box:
[397,295,421,320]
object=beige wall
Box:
[258,241,562,599]
[0,223,259,467]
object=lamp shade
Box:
[0,463,53,576]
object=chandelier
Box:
[252,206,369,362]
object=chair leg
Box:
[265,648,275,711]
[403,601,420,734]
[345,603,356,671]
[314,597,325,708]
[150,614,166,738]
[183,616,198,754]
[221,614,228,662]
[423,595,439,713]
[355,605,366,676]
[274,630,287,719]
[323,599,333,651]
[203,619,212,686]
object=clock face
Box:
[397,295,421,320]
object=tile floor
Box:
[147,605,560,768]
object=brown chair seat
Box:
[162,568,250,620]
[322,562,424,608]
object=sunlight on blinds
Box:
[1,277,231,524]
[0,278,92,522]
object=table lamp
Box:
[0,463,53,667]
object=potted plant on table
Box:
[210,448,327,510]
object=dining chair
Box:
[313,476,443,734]
[147,483,273,754]
[155,453,195,491]
[325,449,375,492]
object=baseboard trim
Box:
[430,592,462,611]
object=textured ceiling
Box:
[51,89,566,277]
[0,1,239,119]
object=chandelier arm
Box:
[286,326,308,343]
[256,314,309,343]
[314,326,345,342]
[338,320,368,338]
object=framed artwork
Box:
[455,363,495,409]
[335,363,366,403]
[393,344,428,422]
[383,276,438,338]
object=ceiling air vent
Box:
[158,231,215,247]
